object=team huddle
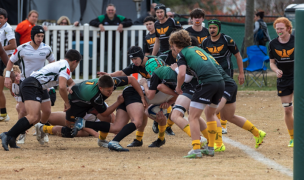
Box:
[0,5,294,158]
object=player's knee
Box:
[61,126,74,138]
[282,102,293,115]
[133,120,142,128]
[172,105,186,120]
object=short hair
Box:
[190,8,205,19]
[28,10,39,18]
[190,36,199,46]
[144,16,156,23]
[0,8,8,19]
[98,75,114,88]
[107,4,116,11]
[3,65,20,82]
[65,49,82,62]
[169,29,191,48]
[273,17,293,34]
[256,11,264,19]
[57,16,71,25]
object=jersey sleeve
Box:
[91,96,107,114]
[171,18,182,30]
[268,41,274,59]
[10,46,22,63]
[46,46,55,62]
[201,38,208,51]
[176,52,187,67]
[5,26,15,41]
[122,63,136,75]
[113,76,129,88]
[59,66,71,80]
[149,73,162,90]
[143,38,149,53]
[224,35,239,54]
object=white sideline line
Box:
[222,136,293,177]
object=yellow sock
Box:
[201,129,209,142]
[221,119,227,129]
[215,127,223,147]
[288,129,294,140]
[216,112,221,119]
[166,106,174,128]
[242,120,259,137]
[192,140,201,150]
[207,121,217,148]
[99,131,108,140]
[136,131,144,142]
[0,113,7,117]
[183,124,191,137]
[158,125,166,141]
[42,125,54,134]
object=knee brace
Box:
[282,102,293,107]
[61,126,74,138]
[172,104,187,116]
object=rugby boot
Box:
[108,141,129,152]
[127,139,143,147]
[288,139,294,147]
[165,127,175,136]
[148,138,165,147]
[254,130,266,148]
[152,121,159,134]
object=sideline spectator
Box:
[167,11,174,19]
[143,16,156,55]
[134,3,157,25]
[254,11,271,46]
[15,10,38,46]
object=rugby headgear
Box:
[208,19,221,36]
[128,46,144,64]
[145,58,164,76]
[154,4,166,15]
[31,25,45,45]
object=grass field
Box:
[0,83,293,179]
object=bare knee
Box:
[27,114,41,124]
[284,107,293,117]
[133,120,142,128]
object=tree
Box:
[243,0,255,58]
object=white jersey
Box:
[10,42,55,80]
[0,22,15,55]
[30,60,71,90]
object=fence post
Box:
[83,23,90,80]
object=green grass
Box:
[234,73,277,91]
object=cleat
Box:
[17,134,26,144]
[108,141,129,152]
[165,127,175,136]
[98,139,109,148]
[72,117,85,137]
[200,136,208,149]
[44,134,49,143]
[0,132,10,151]
[201,148,215,157]
[254,130,266,148]
[152,121,159,134]
[127,139,143,147]
[288,139,294,147]
[35,123,46,145]
[184,149,202,158]
[0,114,10,122]
[148,138,165,147]
[215,143,226,152]
[222,127,227,134]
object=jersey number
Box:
[195,50,208,60]
[86,82,95,85]
[208,55,220,65]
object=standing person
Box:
[15,10,38,46]
[0,8,17,121]
[170,30,224,158]
[185,8,209,45]
[133,3,157,25]
[152,4,182,55]
[269,17,294,147]
[254,11,271,46]
[0,49,81,151]
[143,16,156,55]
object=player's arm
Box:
[176,65,186,95]
[234,52,244,85]
[157,84,178,97]
[127,76,147,107]
[152,37,160,56]
[3,39,17,51]
[97,70,127,77]
[98,94,124,117]
[0,43,9,66]
[58,76,70,111]
[141,78,155,100]
[46,48,56,63]
[268,44,282,78]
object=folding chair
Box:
[243,45,269,87]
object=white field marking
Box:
[222,136,293,177]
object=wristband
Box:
[5,71,11,78]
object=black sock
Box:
[45,122,51,126]
[85,121,110,132]
[0,108,7,114]
[7,117,33,138]
[113,123,137,142]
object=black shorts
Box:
[225,69,234,78]
[223,81,237,104]
[277,78,293,96]
[191,80,225,105]
[182,80,198,99]
[66,101,93,122]
[20,77,47,103]
[117,86,142,112]
[0,59,5,77]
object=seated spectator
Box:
[15,10,38,46]
[134,3,157,25]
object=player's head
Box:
[273,17,292,37]
[145,58,164,76]
[144,16,156,32]
[255,11,264,20]
[155,4,166,20]
[190,35,199,47]
[169,29,191,54]
[0,8,8,26]
[65,49,82,72]
[208,19,221,37]
[31,25,45,45]
[27,10,38,24]
[3,65,20,84]
[98,75,114,97]
[128,46,144,66]
[190,8,205,26]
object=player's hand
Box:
[175,86,183,95]
[276,69,283,78]
[117,94,124,104]
[97,71,109,77]
[156,111,166,121]
[170,63,178,71]
[117,24,123,33]
[141,96,148,108]
[99,24,105,32]
[4,77,12,89]
[160,102,169,109]
[73,21,80,26]
[238,72,245,85]
[64,102,71,112]
[67,86,73,94]
[139,78,147,86]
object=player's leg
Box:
[165,106,175,135]
[127,113,147,147]
[280,93,294,147]
[16,101,28,144]
[0,75,9,121]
